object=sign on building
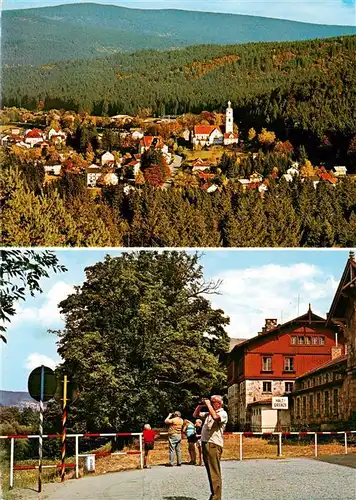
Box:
[272,396,289,410]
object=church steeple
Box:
[226,101,233,134]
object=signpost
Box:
[28,366,57,493]
[272,397,289,457]
[61,375,68,483]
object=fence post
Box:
[75,435,79,479]
[10,437,14,489]
[139,433,143,469]
[314,433,318,457]
[239,433,243,461]
[278,433,282,457]
[344,432,348,455]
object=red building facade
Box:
[227,308,344,430]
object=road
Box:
[10,458,356,500]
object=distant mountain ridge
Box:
[0,390,38,409]
[2,2,356,66]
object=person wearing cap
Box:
[164,411,184,466]
[193,395,228,500]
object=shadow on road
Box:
[314,454,356,469]
[163,497,199,500]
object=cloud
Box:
[9,281,74,329]
[210,263,338,338]
[25,352,59,371]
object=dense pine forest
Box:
[4,36,356,164]
[2,162,355,247]
[3,3,355,66]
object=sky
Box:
[2,0,356,26]
[1,248,354,392]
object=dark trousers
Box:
[202,442,223,500]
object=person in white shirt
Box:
[193,395,228,500]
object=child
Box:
[142,423,156,469]
[195,419,203,466]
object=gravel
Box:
[9,458,356,500]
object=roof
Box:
[296,354,347,380]
[229,307,328,356]
[326,251,356,325]
[26,129,42,138]
[224,132,238,139]
[140,136,163,148]
[319,172,337,184]
[86,167,101,173]
[194,125,220,136]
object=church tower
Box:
[225,101,234,134]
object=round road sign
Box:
[28,366,57,402]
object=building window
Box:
[312,337,319,345]
[285,382,293,393]
[319,337,325,345]
[262,356,272,372]
[302,396,307,418]
[333,389,339,415]
[316,392,321,413]
[284,357,294,372]
[298,336,304,344]
[263,381,272,393]
[324,391,330,416]
[309,394,314,415]
[305,336,311,345]
[291,336,297,345]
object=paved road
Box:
[13,458,356,500]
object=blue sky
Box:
[3,0,356,26]
[1,248,354,392]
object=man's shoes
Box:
[166,463,174,467]
[177,463,182,466]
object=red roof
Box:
[197,171,215,180]
[194,125,219,136]
[26,129,43,138]
[224,132,238,139]
[140,136,163,148]
[319,172,337,184]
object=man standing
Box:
[193,395,228,500]
[164,411,184,466]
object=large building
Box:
[226,309,343,431]
[192,102,239,148]
[290,251,356,430]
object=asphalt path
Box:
[11,458,356,500]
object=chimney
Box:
[258,319,277,335]
[350,251,355,262]
[265,319,278,331]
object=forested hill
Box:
[2,2,356,66]
[4,36,356,151]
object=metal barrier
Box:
[1,430,355,489]
[0,432,143,489]
[224,430,356,459]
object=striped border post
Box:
[10,437,14,489]
[38,365,44,493]
[61,375,68,482]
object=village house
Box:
[86,164,102,187]
[226,309,342,432]
[24,129,45,147]
[130,129,144,140]
[48,128,67,144]
[333,166,347,177]
[101,151,115,166]
[43,161,62,176]
[191,158,212,172]
[192,102,238,148]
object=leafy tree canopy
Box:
[55,251,230,431]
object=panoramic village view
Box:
[1,2,356,247]
[1,0,356,499]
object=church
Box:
[192,101,239,148]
